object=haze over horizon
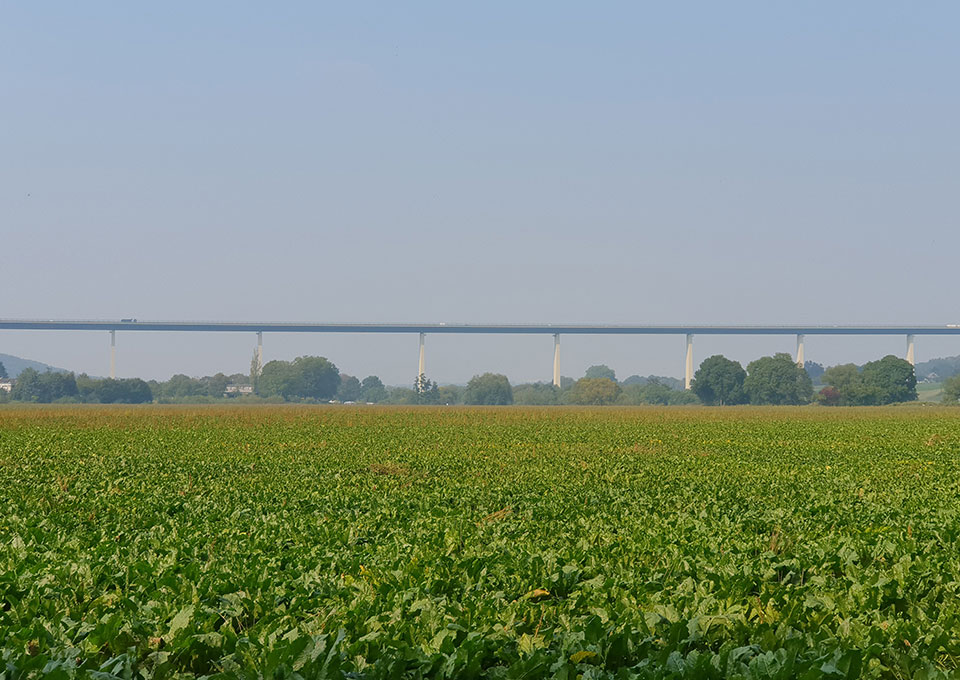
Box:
[4,3,959,384]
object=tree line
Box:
[0,353,927,406]
[3,368,153,404]
[380,366,699,406]
[690,353,917,406]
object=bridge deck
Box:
[1,320,959,335]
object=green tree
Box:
[822,357,917,405]
[258,360,299,399]
[10,369,78,403]
[668,390,702,405]
[618,380,666,405]
[0,361,7,379]
[804,361,826,384]
[584,365,616,382]
[204,373,231,398]
[437,384,463,405]
[337,374,362,402]
[622,375,684,390]
[860,355,917,404]
[96,378,153,404]
[744,353,813,405]
[250,350,261,394]
[124,379,152,403]
[293,356,341,400]
[164,374,204,398]
[822,363,860,392]
[46,372,79,401]
[76,374,98,401]
[10,368,44,402]
[414,374,440,404]
[943,375,960,404]
[564,377,621,405]
[840,381,885,406]
[387,386,417,404]
[620,380,702,405]
[691,355,746,405]
[620,381,671,405]
[259,356,340,400]
[513,383,560,405]
[464,373,513,405]
[360,376,388,403]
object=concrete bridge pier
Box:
[256,331,263,376]
[906,334,915,366]
[552,334,561,387]
[684,334,694,390]
[418,332,426,377]
[109,330,116,378]
[796,334,805,368]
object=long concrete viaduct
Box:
[1,319,956,388]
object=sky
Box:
[2,2,959,384]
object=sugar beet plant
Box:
[3,406,960,678]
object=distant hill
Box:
[0,353,69,378]
[915,356,960,381]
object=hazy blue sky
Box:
[3,3,959,384]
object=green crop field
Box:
[3,406,960,679]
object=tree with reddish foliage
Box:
[817,386,841,406]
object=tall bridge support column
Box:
[796,334,805,368]
[684,334,694,390]
[109,330,116,378]
[552,334,561,387]
[906,334,915,366]
[256,331,263,375]
[418,332,426,377]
